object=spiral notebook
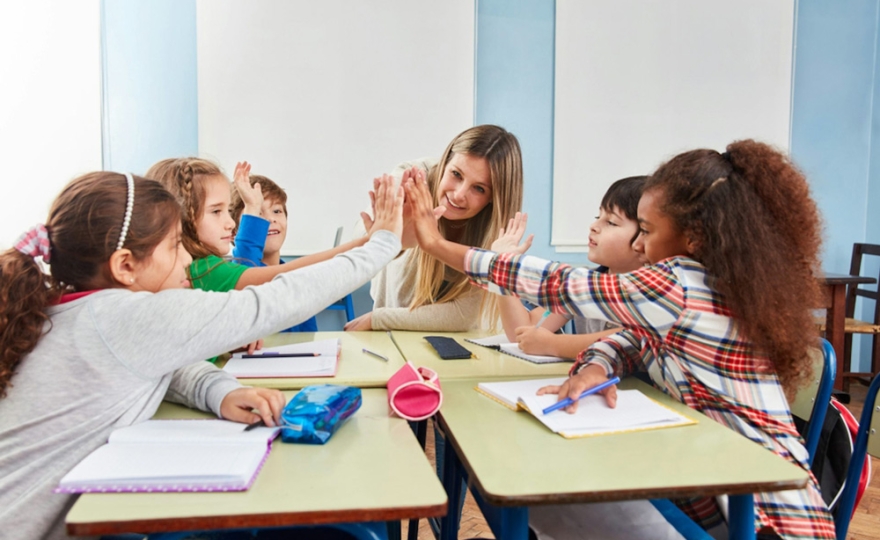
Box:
[56,419,280,493]
[476,378,696,439]
[464,334,571,364]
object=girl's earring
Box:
[130,278,135,284]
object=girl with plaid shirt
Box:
[404,140,835,540]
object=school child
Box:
[0,172,403,539]
[405,139,835,539]
[229,173,319,332]
[343,124,523,332]
[146,157,371,293]
[497,176,646,359]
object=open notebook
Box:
[476,378,696,439]
[224,338,340,378]
[56,419,280,493]
[465,334,571,364]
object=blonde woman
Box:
[344,124,523,332]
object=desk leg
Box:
[470,489,529,540]
[406,420,428,540]
[826,284,847,391]
[728,494,756,540]
[440,440,465,540]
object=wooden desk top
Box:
[438,377,808,507]
[66,389,447,536]
[391,331,573,381]
[222,331,406,390]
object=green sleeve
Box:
[189,255,248,292]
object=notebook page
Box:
[476,378,568,410]
[108,419,279,445]
[465,334,510,347]
[58,442,267,491]
[230,338,340,358]
[497,343,568,364]
[518,389,692,435]
[223,355,336,377]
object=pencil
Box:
[541,376,621,415]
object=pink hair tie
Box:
[15,224,51,262]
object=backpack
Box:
[794,398,872,520]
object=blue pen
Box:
[541,376,621,415]
[534,310,552,328]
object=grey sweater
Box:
[0,231,400,540]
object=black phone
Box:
[424,336,473,360]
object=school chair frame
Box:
[652,338,836,540]
[840,243,880,391]
[325,226,356,322]
[835,372,880,539]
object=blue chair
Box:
[650,339,836,539]
[326,293,356,322]
[834,372,880,539]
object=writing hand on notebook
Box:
[220,387,286,427]
[537,364,618,413]
[491,212,534,255]
[514,326,556,356]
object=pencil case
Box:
[279,385,361,444]
[387,361,443,421]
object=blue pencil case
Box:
[279,385,362,445]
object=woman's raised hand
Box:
[402,169,446,250]
[490,212,533,255]
[368,174,404,240]
[233,161,262,216]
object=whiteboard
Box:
[197,0,475,254]
[552,0,794,251]
[0,0,103,249]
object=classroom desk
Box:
[223,331,406,390]
[390,330,572,381]
[436,377,809,540]
[820,273,877,390]
[65,389,447,537]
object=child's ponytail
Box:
[0,247,61,398]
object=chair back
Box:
[846,243,880,324]
[791,339,836,464]
[835,373,880,539]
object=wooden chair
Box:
[819,243,880,391]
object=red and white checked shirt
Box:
[465,249,835,540]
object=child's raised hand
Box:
[233,161,262,216]
[219,387,286,427]
[402,169,446,250]
[536,364,617,413]
[368,174,404,239]
[398,166,422,249]
[491,212,533,255]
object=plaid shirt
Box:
[465,249,836,540]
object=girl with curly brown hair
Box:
[405,139,834,539]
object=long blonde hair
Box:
[411,125,523,324]
[145,157,226,259]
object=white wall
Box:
[552,0,794,251]
[196,0,475,254]
[0,0,103,249]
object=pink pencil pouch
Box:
[387,361,443,421]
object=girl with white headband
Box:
[0,172,403,539]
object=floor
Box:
[404,385,880,540]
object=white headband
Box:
[116,173,135,251]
